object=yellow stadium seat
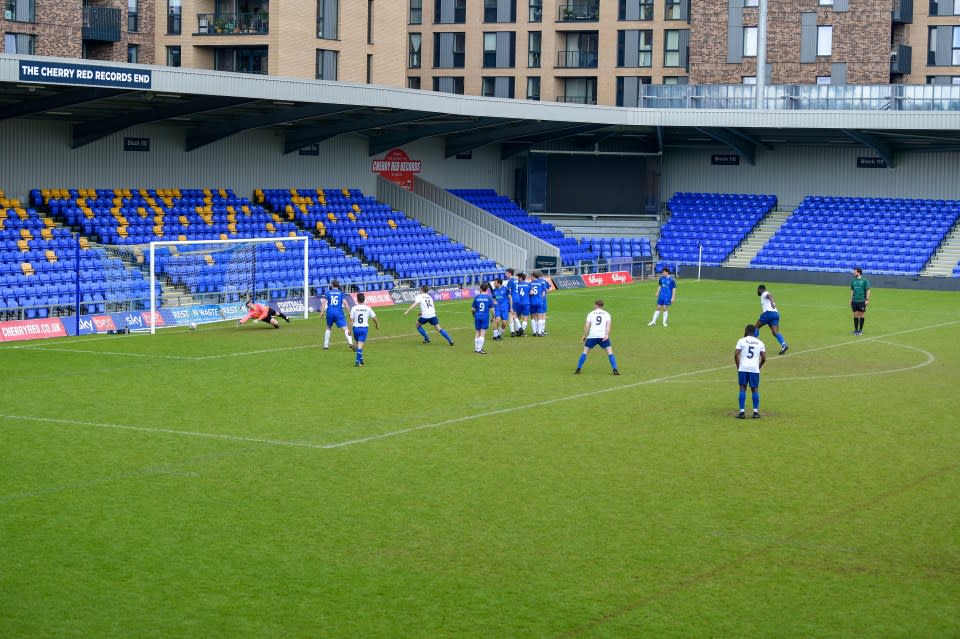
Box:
[266,222,275,233]
[45,250,57,263]
[20,228,32,240]
[21,262,34,276]
[17,239,29,251]
[275,241,286,252]
[352,203,361,213]
[41,228,53,240]
[204,254,215,266]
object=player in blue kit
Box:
[471,282,493,354]
[505,268,520,336]
[756,284,789,354]
[515,273,531,336]
[491,278,510,340]
[528,271,552,336]
[648,267,676,327]
[320,279,355,350]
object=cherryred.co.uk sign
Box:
[371,148,422,191]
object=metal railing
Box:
[556,50,598,68]
[558,2,599,21]
[626,83,960,111]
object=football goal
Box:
[148,236,310,333]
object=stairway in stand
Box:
[920,218,960,277]
[723,211,791,268]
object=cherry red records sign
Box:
[371,148,422,191]
[0,318,68,342]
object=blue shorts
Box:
[510,297,521,312]
[326,314,346,328]
[494,305,509,320]
[757,311,780,327]
[657,294,673,307]
[417,316,439,326]
[352,327,369,342]
[515,302,530,317]
[530,301,545,314]
[738,371,760,388]
[474,317,489,331]
[584,337,611,349]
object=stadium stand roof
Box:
[3,54,960,167]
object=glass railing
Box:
[196,12,268,35]
[628,84,960,111]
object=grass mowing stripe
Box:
[556,458,960,639]
[5,320,953,453]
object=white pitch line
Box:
[2,319,957,451]
[7,346,196,360]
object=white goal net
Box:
[148,236,309,333]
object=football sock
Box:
[474,337,480,351]
[521,320,528,332]
[608,354,618,370]
[355,348,363,364]
[439,328,453,344]
[577,354,587,369]
[417,325,429,340]
[662,311,669,325]
[345,331,354,346]
[858,318,865,331]
[738,390,746,411]
[323,329,331,348]
[854,318,859,332]
[775,333,786,347]
[651,311,660,323]
[752,391,760,410]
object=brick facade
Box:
[1,0,155,63]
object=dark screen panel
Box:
[544,155,658,214]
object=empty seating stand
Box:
[657,192,776,269]
[261,187,500,287]
[449,189,594,267]
[582,237,652,261]
[1,189,153,319]
[752,196,960,275]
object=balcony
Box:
[82,6,121,42]
[196,12,268,36]
[557,95,597,104]
[890,44,912,75]
[558,2,599,21]
[892,0,912,24]
[557,50,598,68]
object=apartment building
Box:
[1,0,155,63]
[2,1,958,98]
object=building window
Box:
[528,31,541,67]
[367,0,374,44]
[616,75,651,106]
[482,76,515,98]
[127,44,140,63]
[316,49,338,80]
[434,0,466,24]
[408,76,422,89]
[744,0,758,6]
[819,0,833,5]
[485,0,516,23]
[166,45,181,67]
[816,75,832,84]
[409,33,422,68]
[215,48,268,74]
[483,32,515,68]
[617,30,653,67]
[4,0,34,22]
[527,76,540,100]
[664,29,682,66]
[560,77,596,104]
[410,0,422,24]
[317,0,339,39]
[662,76,687,84]
[743,26,757,57]
[955,27,960,64]
[166,0,181,34]
[128,0,139,32]
[817,25,832,56]
[367,54,373,83]
[4,32,34,53]
[529,0,542,22]
[664,0,682,20]
[619,0,653,20]
[433,32,465,68]
[742,75,756,84]
[432,76,465,94]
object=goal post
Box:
[148,235,310,334]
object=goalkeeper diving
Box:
[238,300,291,329]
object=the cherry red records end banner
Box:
[582,271,633,287]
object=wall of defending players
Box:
[0,272,634,343]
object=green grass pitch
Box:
[1,280,959,638]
